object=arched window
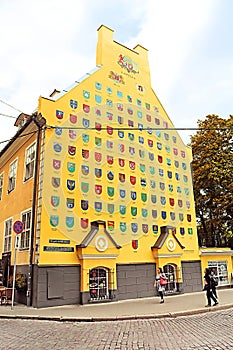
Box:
[89,267,109,301]
[163,264,177,293]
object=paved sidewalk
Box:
[0,289,232,322]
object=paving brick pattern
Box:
[0,308,232,349]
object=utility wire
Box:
[47,125,233,132]
[0,113,17,119]
[0,129,43,146]
[0,98,23,113]
[0,125,232,147]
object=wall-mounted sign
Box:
[43,246,74,252]
[13,220,24,234]
[49,239,70,244]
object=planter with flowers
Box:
[7,273,27,305]
[15,274,27,292]
[8,274,27,292]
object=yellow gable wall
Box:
[37,25,200,266]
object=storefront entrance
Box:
[0,253,11,287]
[208,260,229,286]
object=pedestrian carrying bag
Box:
[212,276,218,286]
[160,277,167,286]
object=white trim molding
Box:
[199,249,233,256]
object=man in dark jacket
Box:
[204,268,218,307]
[210,268,218,300]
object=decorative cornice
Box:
[199,250,233,256]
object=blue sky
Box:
[0,0,232,149]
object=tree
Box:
[190,115,233,248]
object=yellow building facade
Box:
[0,25,232,307]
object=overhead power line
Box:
[0,113,17,119]
[0,125,232,148]
[0,98,23,113]
[47,125,233,132]
[0,129,41,146]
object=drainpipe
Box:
[27,113,45,306]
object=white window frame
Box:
[208,260,229,286]
[8,159,18,193]
[24,143,36,181]
[4,218,12,252]
[20,209,31,250]
[0,173,3,200]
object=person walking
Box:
[203,267,218,307]
[154,267,167,303]
[210,268,218,300]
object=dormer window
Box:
[14,113,31,130]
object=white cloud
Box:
[0,0,93,136]
[1,0,232,148]
[127,0,216,93]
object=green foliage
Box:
[190,115,233,247]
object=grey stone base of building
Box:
[32,265,81,308]
[116,263,157,301]
[181,260,203,293]
[12,261,204,308]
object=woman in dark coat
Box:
[203,268,218,307]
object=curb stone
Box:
[0,304,232,322]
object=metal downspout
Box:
[27,114,44,306]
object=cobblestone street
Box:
[0,308,232,350]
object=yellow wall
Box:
[0,133,37,265]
